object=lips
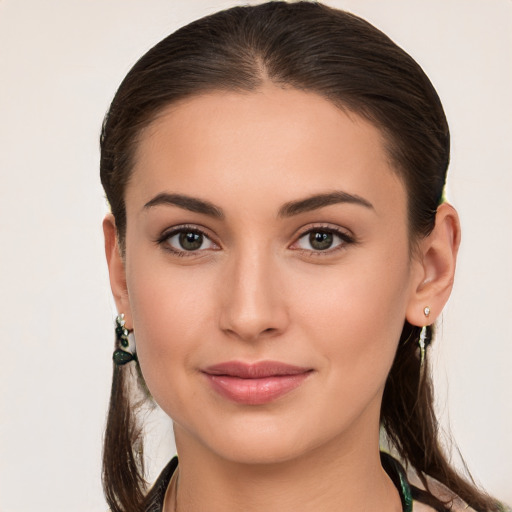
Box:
[202,361,313,405]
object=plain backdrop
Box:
[0,1,511,510]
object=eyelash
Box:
[156,225,219,257]
[292,225,356,256]
[156,224,355,257]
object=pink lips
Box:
[202,361,313,405]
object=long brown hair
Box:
[100,2,499,511]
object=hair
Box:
[100,2,499,511]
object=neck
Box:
[168,424,402,512]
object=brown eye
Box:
[309,231,333,250]
[179,231,204,251]
[162,228,217,253]
[293,227,354,254]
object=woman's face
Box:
[118,85,422,464]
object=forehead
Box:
[127,85,405,218]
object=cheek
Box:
[124,253,217,407]
[291,252,411,393]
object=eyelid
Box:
[289,224,356,254]
[156,224,220,255]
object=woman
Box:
[100,2,504,511]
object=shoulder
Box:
[409,471,476,512]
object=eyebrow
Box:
[143,190,373,219]
[143,193,224,218]
[278,191,374,217]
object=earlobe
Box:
[103,214,133,328]
[406,203,461,326]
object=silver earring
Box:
[419,325,428,369]
[418,306,432,381]
[113,313,137,365]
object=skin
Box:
[104,84,460,512]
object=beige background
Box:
[0,1,510,510]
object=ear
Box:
[406,203,461,326]
[103,214,133,329]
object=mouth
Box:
[202,361,314,405]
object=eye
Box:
[159,227,217,254]
[293,227,354,253]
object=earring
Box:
[419,325,428,369]
[113,313,137,365]
[417,306,432,380]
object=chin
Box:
[179,410,353,468]
[212,435,310,466]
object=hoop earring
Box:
[113,313,137,365]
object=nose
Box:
[218,247,289,343]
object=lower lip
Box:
[204,373,311,405]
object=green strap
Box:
[396,462,413,512]
[380,451,413,512]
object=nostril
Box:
[221,324,283,343]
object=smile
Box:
[202,361,314,405]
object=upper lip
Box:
[202,361,312,379]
